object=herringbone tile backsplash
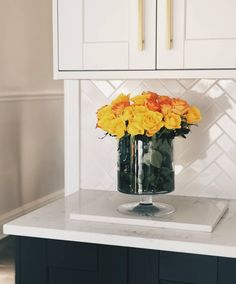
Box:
[80,79,236,199]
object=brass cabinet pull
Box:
[166,0,173,49]
[138,0,145,51]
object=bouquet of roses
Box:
[96,91,201,139]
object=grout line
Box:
[178,159,223,196]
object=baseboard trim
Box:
[0,189,64,238]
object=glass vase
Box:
[117,135,175,217]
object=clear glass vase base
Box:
[117,202,175,217]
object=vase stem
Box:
[139,195,153,205]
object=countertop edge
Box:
[4,223,236,259]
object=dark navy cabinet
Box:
[218,257,236,284]
[159,251,217,284]
[15,237,236,284]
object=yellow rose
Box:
[143,111,164,137]
[132,105,147,114]
[186,106,202,124]
[164,113,181,129]
[97,116,112,132]
[111,94,130,116]
[97,105,116,132]
[132,106,148,122]
[127,119,145,136]
[123,105,147,121]
[131,92,150,105]
[108,117,126,138]
[97,105,113,120]
[122,106,133,121]
[172,98,190,115]
[122,105,146,121]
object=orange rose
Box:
[186,106,202,124]
[160,104,172,116]
[159,96,173,106]
[145,92,161,112]
[172,98,189,115]
[164,113,181,129]
[111,94,130,116]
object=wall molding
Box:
[1,189,64,238]
[0,92,64,102]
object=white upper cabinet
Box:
[157,0,236,69]
[53,0,236,78]
[57,0,156,71]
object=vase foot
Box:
[117,202,175,217]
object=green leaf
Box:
[151,150,163,168]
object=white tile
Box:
[109,80,124,88]
[207,83,224,99]
[217,114,236,143]
[128,82,150,97]
[111,80,143,98]
[216,134,236,159]
[176,144,222,189]
[92,80,115,98]
[143,80,171,96]
[218,80,236,102]
[216,154,236,183]
[190,143,222,172]
[191,79,216,93]
[176,124,222,163]
[179,79,197,89]
[81,80,110,108]
[195,103,222,131]
[216,95,236,122]
[214,173,236,199]
[160,79,186,96]
[200,182,222,198]
[189,163,221,189]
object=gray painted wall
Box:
[0,0,64,220]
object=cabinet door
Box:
[157,0,236,69]
[16,237,47,284]
[98,245,127,284]
[129,248,159,284]
[218,257,236,284]
[159,251,217,284]
[57,0,156,71]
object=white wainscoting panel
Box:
[80,79,236,199]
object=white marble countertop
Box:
[3,190,236,258]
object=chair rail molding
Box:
[0,92,63,102]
